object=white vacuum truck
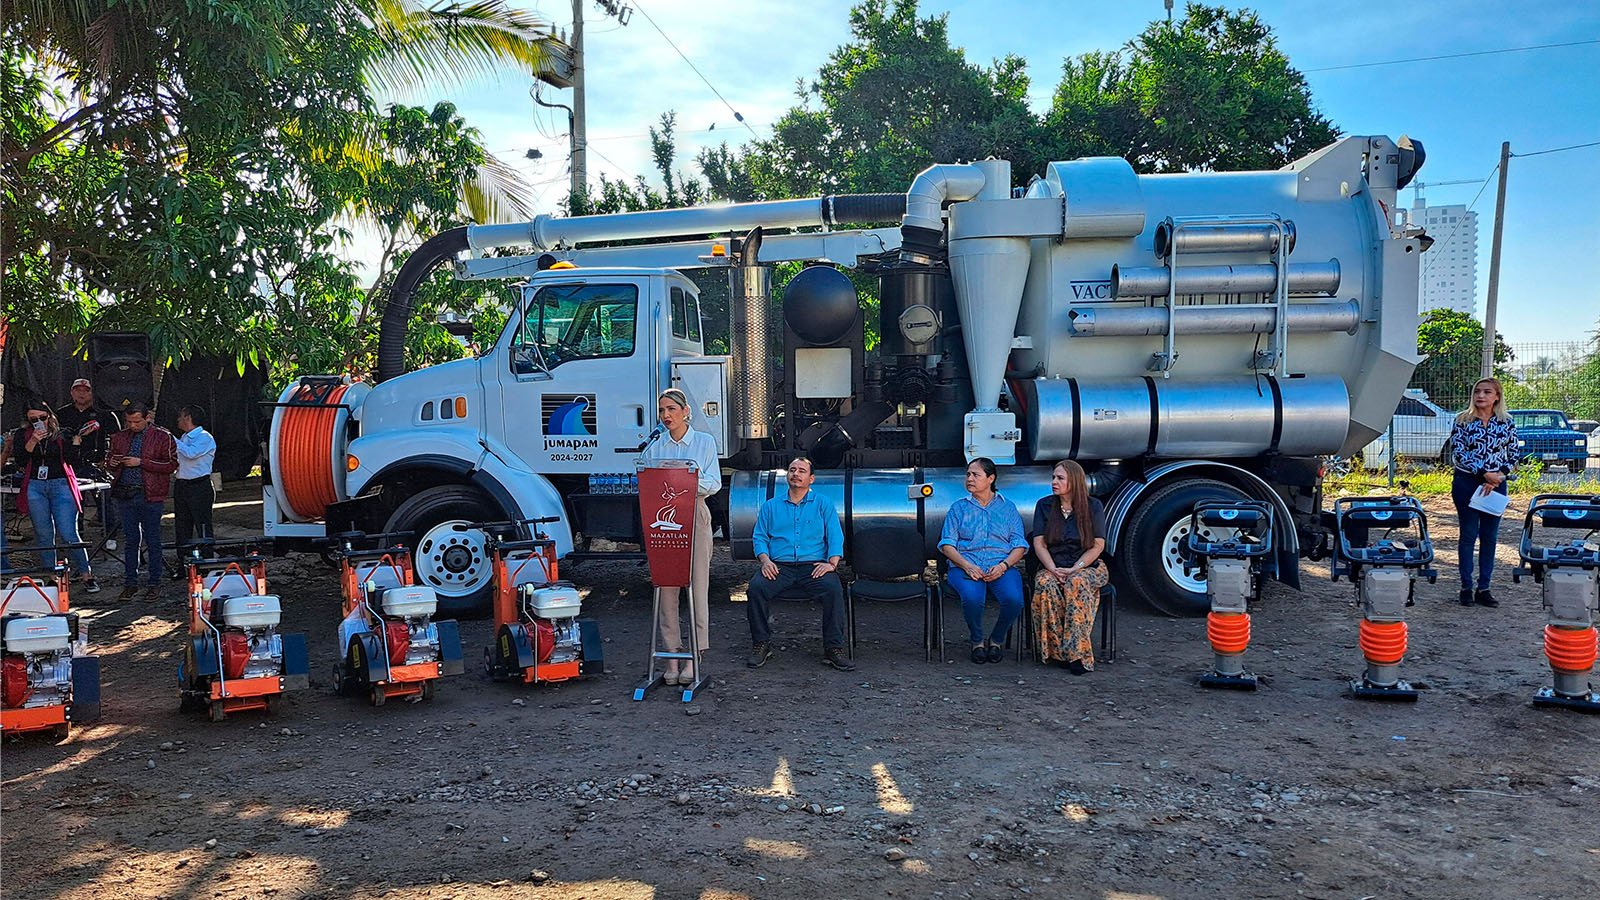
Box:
[265,135,1429,617]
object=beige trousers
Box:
[657,497,713,654]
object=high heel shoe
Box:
[662,662,681,685]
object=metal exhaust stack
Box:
[730,228,771,441]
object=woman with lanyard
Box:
[939,457,1029,664]
[1449,377,1518,608]
[641,388,722,685]
[7,401,97,591]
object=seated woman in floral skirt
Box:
[1029,460,1108,674]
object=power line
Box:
[585,123,766,144]
[585,144,638,183]
[1513,139,1600,158]
[630,1,759,140]
[1305,38,1600,73]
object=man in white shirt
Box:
[173,405,218,562]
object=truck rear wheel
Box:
[1118,478,1251,617]
[384,485,499,617]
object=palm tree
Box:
[3,0,551,221]
[361,0,554,221]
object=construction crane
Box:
[1409,178,1484,205]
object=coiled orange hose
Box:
[278,383,350,520]
[1206,612,1251,654]
[1358,620,1408,665]
[1544,626,1598,674]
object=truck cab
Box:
[1510,409,1588,473]
[276,266,715,613]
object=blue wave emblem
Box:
[547,397,593,435]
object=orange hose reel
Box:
[1544,626,1598,674]
[1206,612,1251,655]
[1358,619,1408,666]
[277,383,350,520]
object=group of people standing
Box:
[2,378,217,601]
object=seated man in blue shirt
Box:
[746,456,855,672]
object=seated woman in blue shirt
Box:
[939,457,1029,664]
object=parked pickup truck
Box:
[1510,409,1589,472]
[1570,419,1600,459]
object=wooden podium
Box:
[633,460,705,701]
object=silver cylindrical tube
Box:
[1110,261,1341,298]
[1025,374,1350,460]
[466,197,829,252]
[729,265,772,440]
[901,164,988,232]
[1155,220,1297,258]
[1068,299,1359,337]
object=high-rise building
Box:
[1411,201,1479,315]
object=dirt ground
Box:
[4,479,1598,900]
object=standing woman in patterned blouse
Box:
[1449,377,1518,607]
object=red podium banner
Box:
[638,463,698,588]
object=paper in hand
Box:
[1468,489,1509,518]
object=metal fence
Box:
[1364,339,1600,471]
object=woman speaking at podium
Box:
[641,388,721,685]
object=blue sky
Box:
[410,1,1600,348]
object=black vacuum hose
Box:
[376,226,469,383]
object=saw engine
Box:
[518,581,584,665]
[370,584,445,666]
[215,595,287,680]
[2,616,76,711]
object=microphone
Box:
[643,425,665,447]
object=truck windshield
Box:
[1512,411,1569,429]
[511,283,638,373]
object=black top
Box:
[55,403,120,471]
[1031,496,1107,568]
[12,427,73,480]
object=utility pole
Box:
[1481,141,1511,378]
[561,1,632,205]
[570,0,586,203]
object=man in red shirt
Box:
[107,403,178,600]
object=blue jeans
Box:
[121,497,165,585]
[1452,471,1506,591]
[948,566,1025,644]
[26,478,91,576]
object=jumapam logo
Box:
[542,394,599,451]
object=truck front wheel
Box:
[384,485,499,617]
[1118,478,1251,618]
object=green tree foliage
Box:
[1045,4,1337,172]
[2,0,548,382]
[568,113,708,215]
[696,0,1041,201]
[695,1,1334,204]
[1411,308,1513,410]
[1500,320,1600,420]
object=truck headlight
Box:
[1576,438,1587,447]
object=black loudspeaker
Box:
[88,331,154,411]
